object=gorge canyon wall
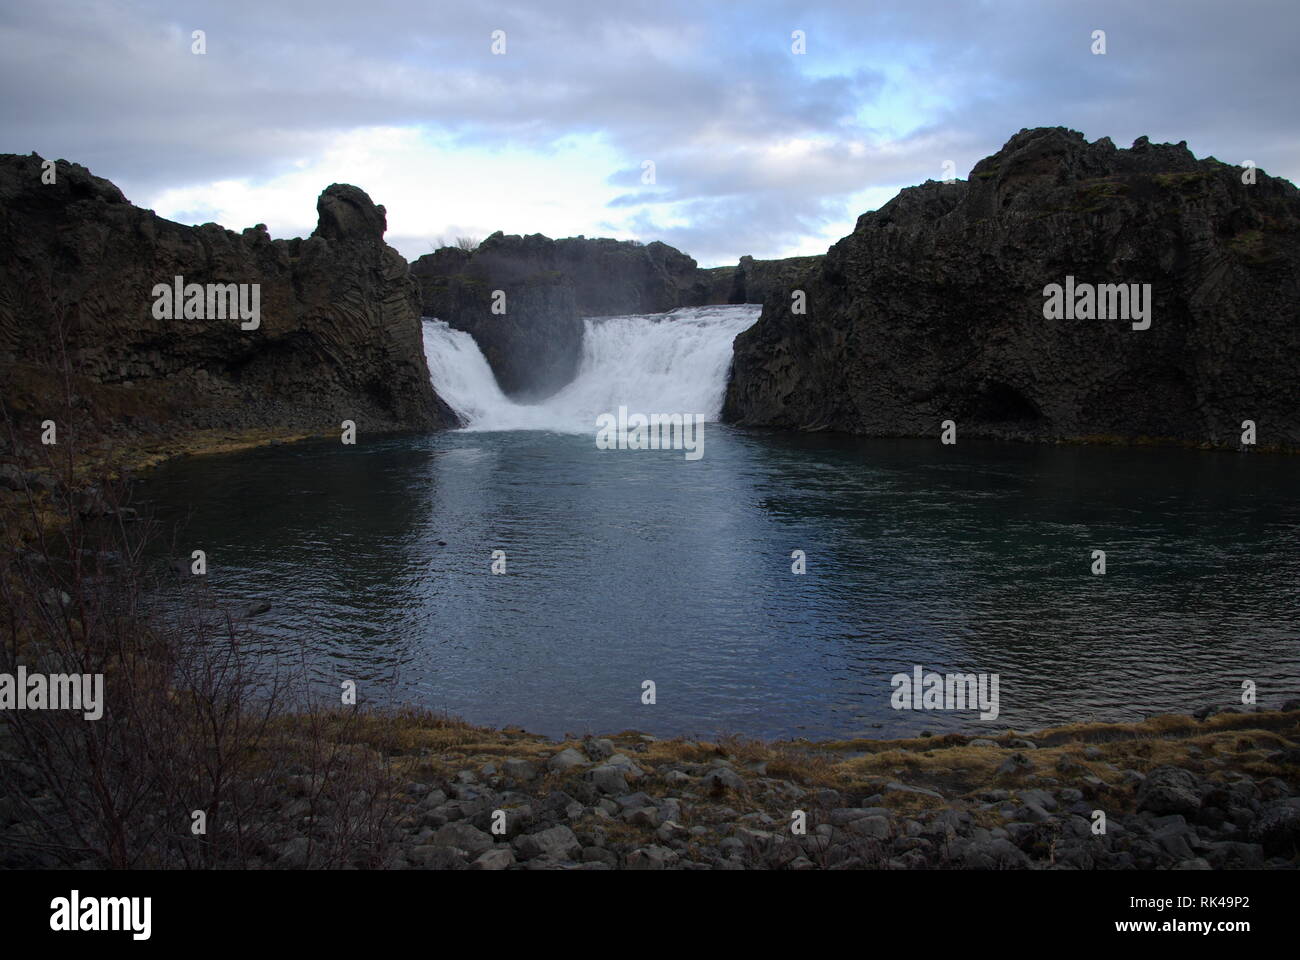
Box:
[409,233,815,400]
[723,127,1300,451]
[0,154,453,456]
[4,127,1297,454]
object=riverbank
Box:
[6,704,1295,870]
[0,426,333,541]
[320,706,1300,870]
[2,412,1297,871]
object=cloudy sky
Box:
[3,0,1297,266]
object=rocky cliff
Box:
[412,232,711,319]
[726,254,823,305]
[723,128,1300,450]
[0,153,453,452]
[410,232,820,399]
[411,233,713,399]
[411,238,584,400]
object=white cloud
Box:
[145,127,646,260]
[4,0,1297,267]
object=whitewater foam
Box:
[421,304,760,433]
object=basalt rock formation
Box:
[723,128,1300,450]
[726,254,823,305]
[0,153,453,452]
[413,232,711,319]
[411,239,584,401]
[411,233,711,399]
[410,232,821,399]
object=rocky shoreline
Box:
[7,705,1295,870]
[359,707,1300,871]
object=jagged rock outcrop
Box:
[0,154,453,447]
[723,128,1300,450]
[727,254,823,305]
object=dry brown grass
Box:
[115,427,319,473]
[309,706,1299,808]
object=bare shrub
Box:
[0,338,404,870]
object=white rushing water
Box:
[421,304,760,433]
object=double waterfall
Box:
[420,304,760,432]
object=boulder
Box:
[1136,767,1202,817]
[514,825,581,861]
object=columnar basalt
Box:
[0,154,454,451]
[723,128,1300,451]
[410,232,821,400]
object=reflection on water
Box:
[136,428,1300,740]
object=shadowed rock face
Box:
[411,237,583,401]
[723,127,1300,450]
[432,265,584,403]
[0,155,454,444]
[411,233,707,400]
[410,232,823,400]
[413,232,710,320]
[727,254,823,305]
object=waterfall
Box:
[421,304,760,433]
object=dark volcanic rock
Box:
[1136,766,1202,817]
[723,128,1300,449]
[696,265,738,305]
[416,242,583,402]
[410,232,821,400]
[413,232,709,320]
[0,153,454,443]
[411,233,702,400]
[727,254,822,305]
[313,183,390,242]
[1250,798,1300,856]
